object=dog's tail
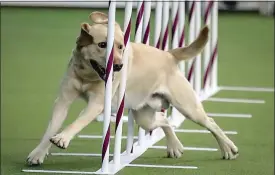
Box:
[168,26,209,62]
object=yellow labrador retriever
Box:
[27,11,238,165]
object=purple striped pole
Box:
[161,1,170,51]
[194,2,202,94]
[149,1,162,136]
[159,1,170,117]
[125,3,134,155]
[187,1,196,86]
[135,0,146,146]
[142,1,151,45]
[113,1,132,165]
[154,1,162,49]
[203,44,217,92]
[171,1,179,49]
[203,1,218,93]
[178,1,185,73]
[170,0,181,120]
[202,1,213,92]
[142,1,152,136]
[135,0,144,43]
[171,1,179,50]
[210,2,218,91]
[101,0,116,173]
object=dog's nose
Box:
[113,64,123,72]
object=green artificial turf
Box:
[1,7,274,175]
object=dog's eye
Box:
[118,45,123,49]
[98,42,107,48]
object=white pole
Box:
[135,0,144,43]
[154,1,162,48]
[194,1,201,94]
[211,1,218,91]
[202,1,212,94]
[113,1,132,165]
[170,0,182,121]
[187,1,196,87]
[142,1,151,45]
[140,1,152,137]
[161,1,169,51]
[178,1,185,72]
[101,1,116,173]
[171,1,179,50]
[135,0,146,147]
[160,1,170,117]
[126,109,134,154]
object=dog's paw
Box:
[26,148,49,166]
[50,133,71,149]
[166,137,184,158]
[220,140,239,160]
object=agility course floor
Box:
[1,7,274,175]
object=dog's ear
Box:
[89,11,123,30]
[76,23,94,49]
[81,23,91,33]
[89,11,108,24]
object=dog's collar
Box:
[89,60,106,81]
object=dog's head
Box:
[76,11,125,80]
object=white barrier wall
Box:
[1,1,267,12]
[2,1,154,8]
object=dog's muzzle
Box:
[89,60,106,81]
[89,60,123,81]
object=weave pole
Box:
[194,2,202,94]
[211,2,218,91]
[154,1,162,49]
[146,1,162,136]
[187,1,196,86]
[126,109,134,154]
[170,0,183,121]
[123,3,134,155]
[101,1,116,173]
[202,1,213,93]
[142,1,152,135]
[203,1,218,96]
[171,1,179,50]
[113,1,132,165]
[142,1,151,45]
[135,0,146,146]
[135,0,144,44]
[178,1,185,72]
[161,1,169,51]
[160,1,170,116]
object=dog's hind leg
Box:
[132,105,184,158]
[167,72,239,160]
[26,79,79,166]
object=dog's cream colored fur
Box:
[27,12,238,165]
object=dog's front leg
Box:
[50,94,104,149]
[27,82,79,165]
[50,79,120,149]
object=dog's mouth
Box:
[89,60,106,81]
